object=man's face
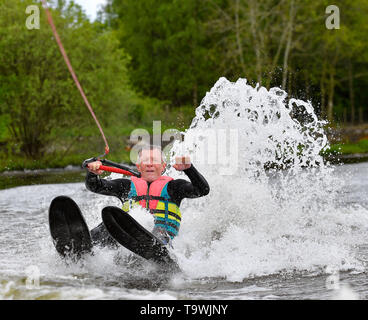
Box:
[136,149,166,182]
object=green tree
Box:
[105,0,221,107]
[0,0,131,158]
[102,0,368,125]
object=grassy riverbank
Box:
[2,119,368,173]
[0,105,195,172]
[326,140,368,156]
[2,141,368,173]
[0,151,131,172]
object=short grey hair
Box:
[136,144,166,164]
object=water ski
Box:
[49,196,92,260]
[102,206,180,271]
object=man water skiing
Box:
[85,145,210,251]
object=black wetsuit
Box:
[85,165,210,246]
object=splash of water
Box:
[165,77,368,281]
[2,77,368,298]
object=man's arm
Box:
[85,171,131,199]
[168,165,210,201]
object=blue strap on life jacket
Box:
[160,183,171,236]
[128,180,179,239]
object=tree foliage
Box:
[0,0,131,158]
[103,0,368,124]
[1,0,368,162]
[104,0,223,107]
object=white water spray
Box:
[165,77,368,281]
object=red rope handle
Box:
[85,164,134,176]
[41,0,109,155]
[98,165,135,176]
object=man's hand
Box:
[173,156,191,171]
[87,160,103,175]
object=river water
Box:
[0,162,367,300]
[1,77,368,300]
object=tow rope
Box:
[41,0,109,157]
[41,1,140,177]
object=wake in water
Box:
[162,77,368,281]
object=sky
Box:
[72,0,107,21]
